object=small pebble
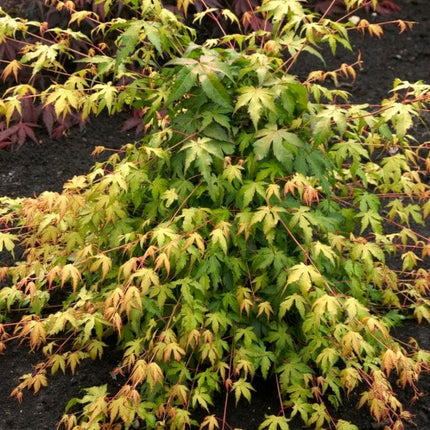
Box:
[348,15,360,26]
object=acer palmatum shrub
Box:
[1,0,430,429]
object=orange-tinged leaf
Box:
[31,371,48,394]
[120,285,142,319]
[302,185,319,206]
[368,23,384,38]
[172,384,189,405]
[112,312,123,335]
[183,232,206,255]
[106,288,124,309]
[200,414,219,430]
[58,414,78,430]
[154,252,171,275]
[239,298,253,316]
[369,397,389,423]
[257,301,274,321]
[381,348,399,378]
[341,331,363,357]
[89,254,112,281]
[60,264,82,292]
[17,319,46,351]
[362,316,389,340]
[131,359,148,385]
[1,59,21,82]
[67,351,87,374]
[147,362,164,387]
[163,342,186,362]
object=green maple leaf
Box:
[232,378,255,405]
[167,65,198,104]
[259,415,290,430]
[254,124,303,164]
[336,420,359,430]
[199,72,232,109]
[240,181,266,207]
[357,210,382,234]
[279,293,308,319]
[235,86,277,129]
[0,232,17,252]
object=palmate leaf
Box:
[240,180,266,207]
[288,206,319,244]
[311,241,337,266]
[279,293,308,319]
[254,124,301,164]
[295,148,334,195]
[166,65,198,104]
[357,209,383,234]
[311,114,332,147]
[355,192,380,212]
[232,378,255,405]
[191,386,214,412]
[235,86,277,129]
[45,87,81,118]
[380,102,414,138]
[222,163,244,184]
[143,21,163,55]
[182,137,233,186]
[114,19,145,70]
[350,241,385,264]
[336,420,359,430]
[278,356,313,387]
[199,72,233,109]
[168,52,233,107]
[20,43,67,77]
[286,263,323,293]
[0,232,18,252]
[259,415,290,430]
[210,227,229,254]
[200,414,219,430]
[308,403,329,429]
[258,0,304,21]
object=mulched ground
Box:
[0,0,429,428]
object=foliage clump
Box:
[0,1,430,429]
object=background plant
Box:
[0,0,403,148]
[0,0,430,429]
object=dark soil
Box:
[0,1,430,428]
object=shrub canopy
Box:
[0,1,429,429]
